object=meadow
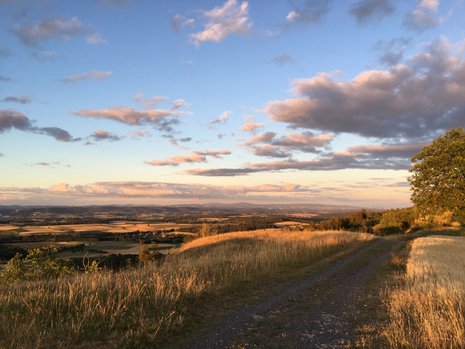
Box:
[0,229,372,348]
[384,235,465,348]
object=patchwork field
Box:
[0,222,189,235]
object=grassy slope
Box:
[0,230,372,349]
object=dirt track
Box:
[181,238,401,349]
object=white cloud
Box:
[190,0,251,45]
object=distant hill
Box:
[0,203,364,224]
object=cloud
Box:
[241,116,264,133]
[133,94,169,107]
[32,180,316,201]
[0,76,11,82]
[145,149,231,166]
[2,96,31,104]
[31,50,59,61]
[73,103,188,132]
[376,38,410,66]
[0,109,79,142]
[209,111,231,127]
[62,71,112,84]
[86,33,106,45]
[190,0,251,45]
[286,0,332,25]
[37,127,78,142]
[171,14,194,32]
[404,0,441,31]
[91,129,122,141]
[10,17,103,46]
[244,131,334,158]
[186,140,426,177]
[98,0,129,6]
[271,54,295,65]
[349,0,395,24]
[129,129,151,139]
[32,161,70,168]
[265,38,465,139]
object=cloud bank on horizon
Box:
[0,0,463,207]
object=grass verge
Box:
[0,230,372,349]
[383,235,465,348]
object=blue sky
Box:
[0,0,464,207]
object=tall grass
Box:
[384,235,465,348]
[0,230,371,348]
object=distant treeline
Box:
[304,207,459,235]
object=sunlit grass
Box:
[384,236,465,348]
[0,230,372,348]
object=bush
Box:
[1,247,75,283]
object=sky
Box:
[0,0,464,208]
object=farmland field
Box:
[384,235,465,348]
[0,221,190,235]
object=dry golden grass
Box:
[384,236,465,348]
[0,230,372,348]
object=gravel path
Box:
[181,238,400,349]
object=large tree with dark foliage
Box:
[409,128,465,221]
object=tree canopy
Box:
[409,128,465,221]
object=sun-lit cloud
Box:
[209,110,231,127]
[404,0,441,31]
[186,140,427,177]
[0,109,79,142]
[265,38,465,139]
[1,181,320,201]
[73,104,188,132]
[244,131,334,158]
[91,129,122,141]
[286,0,332,26]
[10,17,104,46]
[241,116,264,133]
[62,70,112,84]
[190,0,251,45]
[349,0,395,24]
[145,149,231,167]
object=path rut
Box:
[173,238,400,348]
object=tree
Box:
[409,128,465,221]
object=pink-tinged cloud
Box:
[44,181,310,199]
[145,149,231,167]
[190,0,251,45]
[265,38,465,139]
[186,140,425,176]
[241,116,264,133]
[244,131,334,158]
[209,111,231,126]
[404,0,441,31]
[91,129,122,141]
[73,105,188,131]
[62,71,112,84]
